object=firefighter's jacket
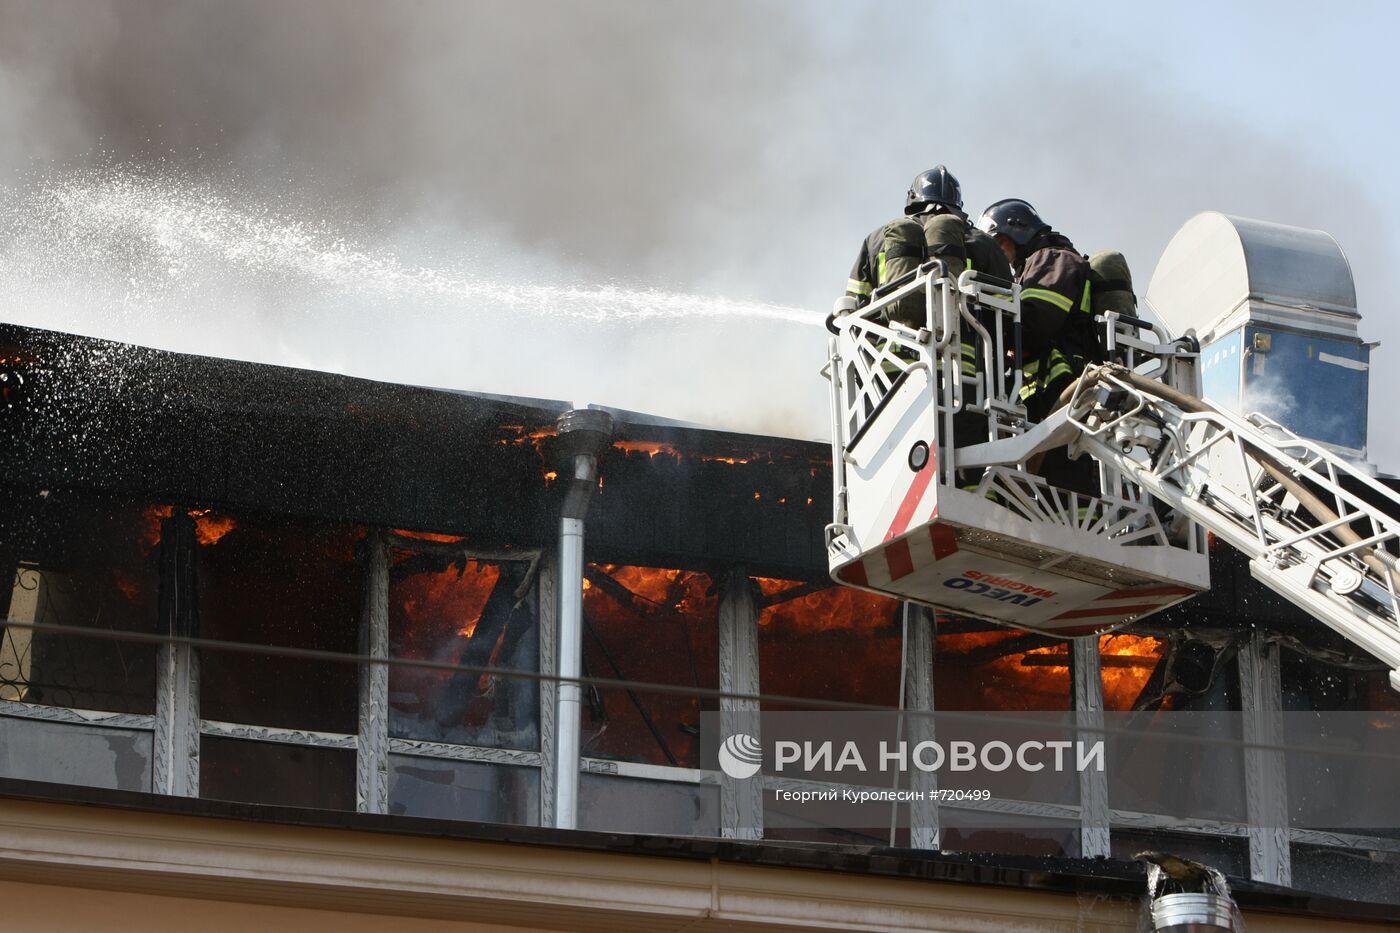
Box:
[845,213,1015,382]
[1015,231,1096,404]
[954,226,1014,288]
[845,214,1012,304]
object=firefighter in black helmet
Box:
[977,198,1100,493]
[906,165,961,213]
[845,166,1011,312]
[842,169,1014,466]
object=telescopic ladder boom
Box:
[1066,363,1400,691]
[824,262,1400,691]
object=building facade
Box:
[1,323,1396,930]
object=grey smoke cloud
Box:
[0,1,1394,458]
[0,0,820,288]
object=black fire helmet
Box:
[975,198,1049,247]
[904,165,965,218]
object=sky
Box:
[0,1,1396,458]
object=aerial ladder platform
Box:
[823,214,1400,691]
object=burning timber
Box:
[0,319,1393,720]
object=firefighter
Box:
[843,167,1015,466]
[976,198,1102,494]
[845,166,1012,314]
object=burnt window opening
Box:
[387,538,540,750]
[1099,631,1171,712]
[1280,645,1400,844]
[756,580,901,710]
[1107,626,1242,713]
[579,563,718,768]
[933,625,1071,711]
[197,513,362,734]
[0,494,157,714]
[1280,641,1400,713]
[1097,626,1248,826]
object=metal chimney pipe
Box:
[1140,855,1240,933]
[552,407,612,830]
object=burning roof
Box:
[1,318,1386,685]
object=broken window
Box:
[757,584,900,846]
[197,513,361,734]
[1281,648,1400,844]
[934,625,1071,711]
[0,494,157,714]
[1099,632,1170,711]
[757,580,901,709]
[387,538,539,750]
[579,564,717,768]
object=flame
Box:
[761,577,1097,708]
[755,577,896,633]
[395,560,501,642]
[589,564,717,617]
[494,423,556,450]
[391,528,465,544]
[142,505,240,547]
[610,439,777,466]
[755,578,902,708]
[919,630,1167,710]
[580,564,720,766]
[1099,633,1166,711]
[702,452,770,465]
[387,552,515,730]
[936,629,1072,710]
[614,439,680,458]
[141,504,175,550]
[113,571,142,602]
[193,513,238,546]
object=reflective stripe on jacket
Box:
[1016,233,1094,400]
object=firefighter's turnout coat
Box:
[1015,231,1096,417]
[845,214,1011,312]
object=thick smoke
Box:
[0,0,820,287]
[0,2,1394,457]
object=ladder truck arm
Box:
[1063,364,1400,692]
[825,261,1400,691]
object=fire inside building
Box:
[2,214,1400,930]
